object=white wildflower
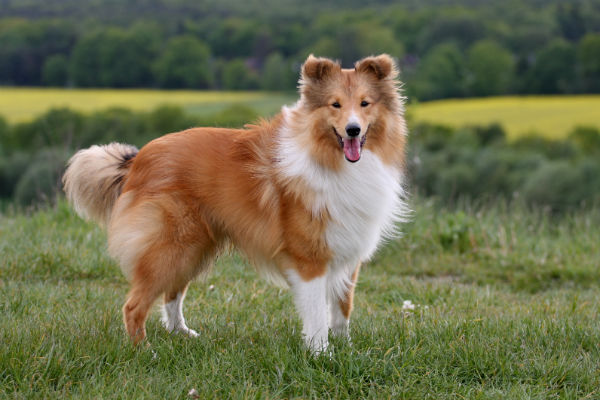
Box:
[402,300,416,311]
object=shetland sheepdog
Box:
[63,54,407,353]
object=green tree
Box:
[416,11,484,53]
[556,4,586,42]
[153,35,214,89]
[206,18,261,58]
[221,59,259,90]
[579,33,600,92]
[260,53,295,91]
[307,13,402,66]
[526,39,577,94]
[42,54,69,86]
[0,20,76,85]
[412,42,466,100]
[69,30,104,86]
[466,40,514,96]
[70,28,157,87]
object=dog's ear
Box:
[302,54,340,82]
[355,54,397,80]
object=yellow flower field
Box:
[1,88,599,139]
[410,95,600,139]
[0,87,294,123]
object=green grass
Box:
[410,96,600,140]
[1,200,600,398]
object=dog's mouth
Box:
[334,127,368,163]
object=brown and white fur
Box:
[62,54,408,353]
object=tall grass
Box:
[1,200,599,398]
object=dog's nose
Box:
[345,123,361,137]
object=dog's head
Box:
[299,54,402,164]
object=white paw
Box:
[330,324,350,339]
[162,318,199,338]
[305,334,329,355]
[177,326,199,338]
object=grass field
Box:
[1,200,599,398]
[410,96,600,139]
[1,87,599,139]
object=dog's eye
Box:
[360,101,370,107]
[331,102,341,109]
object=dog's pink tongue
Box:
[343,138,361,162]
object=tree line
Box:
[0,0,600,100]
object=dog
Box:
[63,54,407,353]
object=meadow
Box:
[2,88,599,139]
[1,200,599,398]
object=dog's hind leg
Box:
[122,238,213,344]
[116,196,220,343]
[122,270,165,344]
[162,283,198,337]
[161,229,219,338]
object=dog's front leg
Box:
[287,269,329,354]
[329,264,361,339]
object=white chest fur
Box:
[317,151,405,268]
[277,121,407,273]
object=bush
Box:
[410,122,455,152]
[521,161,599,211]
[80,107,150,147]
[0,152,32,198]
[569,126,600,155]
[512,135,578,160]
[9,108,84,151]
[13,148,68,206]
[147,105,198,136]
[474,123,506,146]
[434,163,477,202]
[0,115,8,155]
[472,149,520,198]
[199,104,258,128]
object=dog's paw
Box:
[163,319,200,338]
[305,335,329,356]
[178,326,199,338]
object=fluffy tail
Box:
[62,143,138,227]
